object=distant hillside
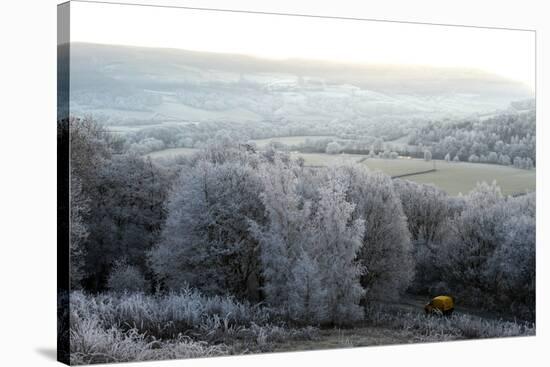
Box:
[66,43,534,125]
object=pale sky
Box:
[70,1,535,90]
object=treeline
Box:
[67,117,535,323]
[408,109,535,167]
[124,120,338,155]
[68,117,173,291]
[122,116,416,156]
[397,180,535,320]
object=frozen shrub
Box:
[69,290,319,362]
[107,261,148,293]
[70,289,275,340]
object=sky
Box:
[69,0,536,90]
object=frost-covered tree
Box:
[70,170,89,289]
[372,138,383,152]
[69,117,113,186]
[326,141,343,154]
[407,109,535,165]
[310,171,366,324]
[513,156,523,168]
[251,161,366,324]
[453,155,460,162]
[486,193,535,320]
[150,148,265,299]
[83,153,169,291]
[250,157,323,320]
[424,150,432,161]
[524,157,534,169]
[439,184,535,319]
[338,166,413,300]
[468,154,480,163]
[499,154,511,165]
[487,151,499,164]
[395,180,454,245]
[394,180,454,294]
[444,153,451,162]
[287,252,327,323]
[128,137,165,155]
[440,182,506,306]
[68,117,170,291]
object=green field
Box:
[146,147,535,196]
[291,153,535,196]
[393,160,535,196]
[252,135,337,148]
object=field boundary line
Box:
[391,169,436,179]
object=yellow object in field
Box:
[424,295,454,315]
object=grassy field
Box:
[291,153,535,196]
[252,135,337,148]
[396,160,535,196]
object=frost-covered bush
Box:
[243,323,319,350]
[70,289,278,340]
[107,261,148,292]
[69,290,319,363]
[70,311,227,365]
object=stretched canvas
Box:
[58,1,536,365]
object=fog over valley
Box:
[67,43,533,127]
